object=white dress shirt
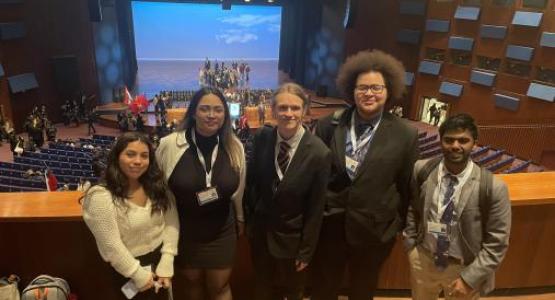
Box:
[274,126,305,180]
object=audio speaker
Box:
[51,56,81,97]
[88,0,102,22]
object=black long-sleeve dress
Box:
[168,131,239,268]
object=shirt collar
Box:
[277,125,305,149]
[438,158,474,184]
[353,110,382,129]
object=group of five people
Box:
[82,49,511,300]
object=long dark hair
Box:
[85,132,173,213]
[178,87,242,171]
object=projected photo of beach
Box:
[132,2,282,96]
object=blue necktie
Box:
[435,174,458,270]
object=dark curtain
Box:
[115,0,138,88]
[278,0,322,85]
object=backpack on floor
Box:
[0,275,20,300]
[21,275,69,300]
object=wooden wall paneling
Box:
[442,63,471,81]
[427,0,457,19]
[542,9,555,31]
[495,204,555,287]
[481,2,515,25]
[478,125,547,161]
[495,73,532,94]
[452,19,481,37]
[0,0,98,131]
[475,38,506,57]
[508,26,542,47]
[422,31,450,49]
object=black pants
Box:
[112,245,169,300]
[310,213,395,300]
[250,232,306,300]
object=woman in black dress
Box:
[156,87,245,300]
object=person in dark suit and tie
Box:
[311,50,419,300]
[245,83,331,300]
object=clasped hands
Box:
[140,274,171,293]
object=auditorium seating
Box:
[49,143,94,153]
[476,149,505,166]
[22,151,92,164]
[487,155,516,172]
[92,134,116,141]
[470,145,490,158]
[40,148,92,158]
[420,147,442,158]
[419,140,440,152]
[418,134,438,145]
[504,160,532,174]
[14,156,92,171]
[78,138,114,147]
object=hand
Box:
[157,277,172,290]
[236,221,245,237]
[448,277,473,297]
[138,273,155,292]
[295,260,308,272]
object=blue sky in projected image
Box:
[132,2,281,60]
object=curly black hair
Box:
[336,49,406,103]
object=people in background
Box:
[404,114,511,300]
[244,83,331,300]
[156,87,245,300]
[82,132,179,299]
[311,50,419,300]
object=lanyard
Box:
[191,130,219,188]
[348,112,380,154]
[435,162,472,217]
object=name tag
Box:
[427,221,448,235]
[345,156,359,174]
[197,187,219,206]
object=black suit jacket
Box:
[315,108,419,247]
[245,126,331,263]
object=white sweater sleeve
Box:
[155,196,179,278]
[82,186,152,288]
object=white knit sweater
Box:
[82,185,179,289]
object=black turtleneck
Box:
[194,130,218,173]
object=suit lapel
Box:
[332,117,347,173]
[353,113,392,181]
[423,166,440,221]
[455,163,480,217]
[275,128,310,195]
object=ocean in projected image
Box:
[132,1,282,96]
[136,59,279,96]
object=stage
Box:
[96,93,347,130]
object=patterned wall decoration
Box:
[411,0,554,118]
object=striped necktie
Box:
[435,174,459,270]
[277,141,291,175]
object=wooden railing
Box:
[1,172,554,299]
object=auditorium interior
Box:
[0,0,554,299]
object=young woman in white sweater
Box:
[82,132,179,299]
